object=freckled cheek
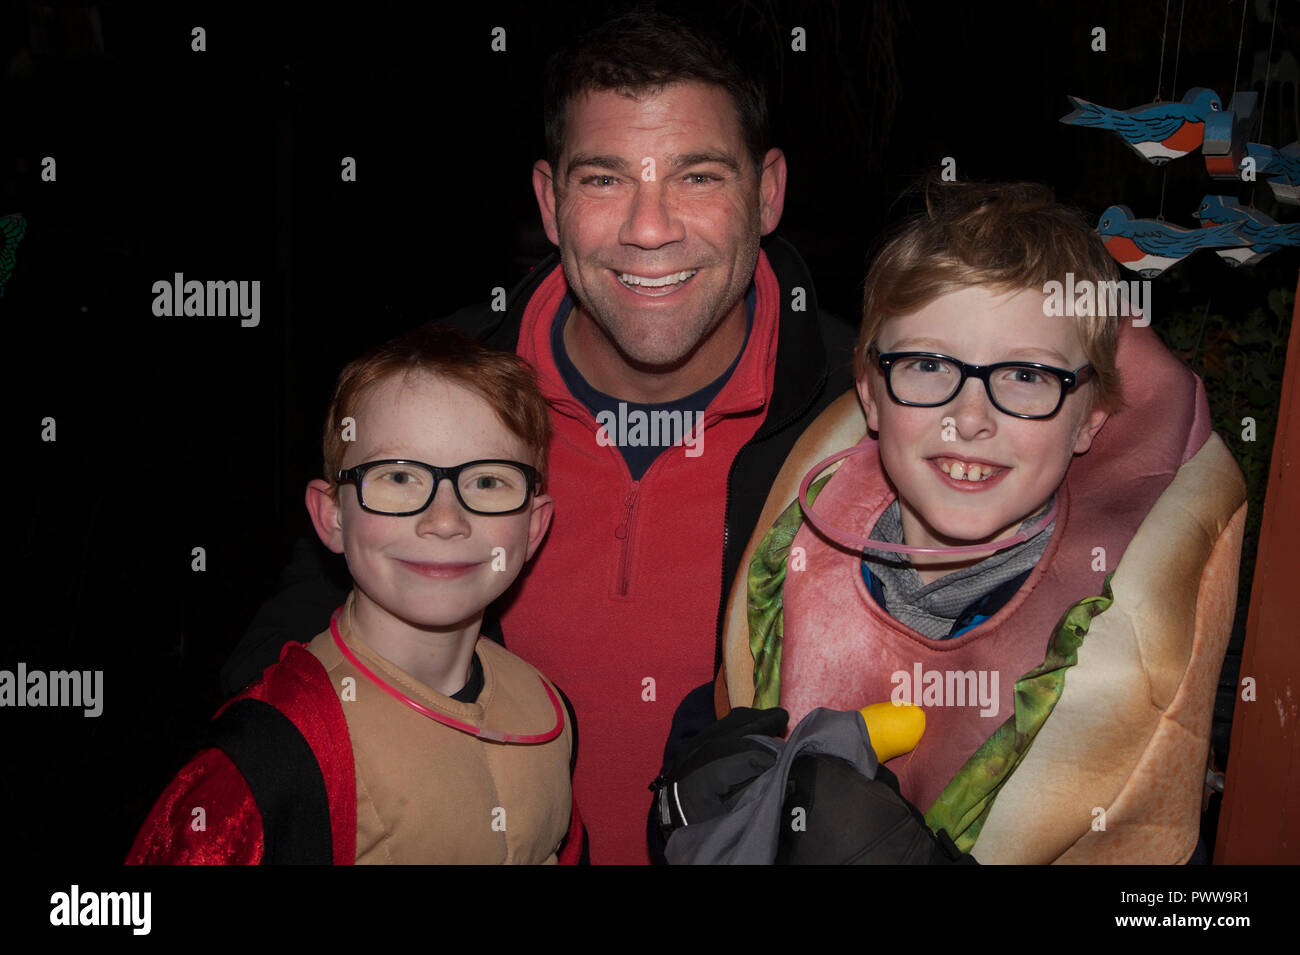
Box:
[487,523,533,560]
[1023,423,1074,466]
[1009,443,1066,497]
[877,438,922,493]
[341,533,394,575]
[881,414,934,459]
[339,511,386,550]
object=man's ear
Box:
[758,148,788,235]
[533,160,560,246]
[1073,404,1110,455]
[524,493,554,562]
[305,479,345,554]
[856,371,882,434]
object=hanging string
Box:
[1171,0,1188,100]
[1231,0,1248,99]
[1155,0,1172,101]
[1256,0,1280,143]
[1157,0,1188,222]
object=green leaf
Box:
[1268,288,1294,324]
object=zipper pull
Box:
[615,483,639,539]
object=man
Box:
[223,11,855,864]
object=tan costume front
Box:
[308,598,573,864]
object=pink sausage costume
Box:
[721,321,1246,863]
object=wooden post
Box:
[1215,276,1300,863]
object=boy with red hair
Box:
[130,325,580,864]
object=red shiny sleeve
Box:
[557,796,586,865]
[126,748,265,865]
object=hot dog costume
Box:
[720,321,1246,863]
[129,596,581,865]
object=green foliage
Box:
[1152,280,1293,602]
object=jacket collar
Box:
[753,235,834,440]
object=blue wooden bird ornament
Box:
[1061,87,1222,164]
[1203,92,1259,180]
[1244,142,1300,206]
[1097,205,1245,276]
[1193,195,1300,267]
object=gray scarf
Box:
[862,499,1055,639]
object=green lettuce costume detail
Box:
[924,577,1113,851]
[748,474,832,709]
[745,487,1116,852]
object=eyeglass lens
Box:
[890,356,1062,417]
[360,462,530,514]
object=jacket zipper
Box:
[609,406,723,597]
[615,481,640,596]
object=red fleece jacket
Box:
[500,253,781,864]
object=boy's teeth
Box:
[618,269,697,287]
[937,459,998,481]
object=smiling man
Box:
[538,80,780,403]
[224,11,855,864]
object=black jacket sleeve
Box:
[221,538,351,695]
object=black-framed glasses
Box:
[337,459,540,516]
[869,346,1095,420]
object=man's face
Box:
[857,286,1110,551]
[534,82,785,367]
[310,372,552,633]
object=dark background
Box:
[4,0,1296,865]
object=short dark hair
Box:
[543,10,769,174]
